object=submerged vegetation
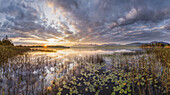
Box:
[0,47,169,95]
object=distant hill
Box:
[100,43,121,46]
[72,43,143,47]
[125,42,147,46]
[72,41,170,48]
[72,44,99,47]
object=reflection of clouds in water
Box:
[27,48,133,59]
[114,49,133,53]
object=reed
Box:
[0,45,30,64]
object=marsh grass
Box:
[0,45,30,64]
[30,48,57,52]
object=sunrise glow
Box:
[44,44,47,48]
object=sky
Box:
[0,0,170,46]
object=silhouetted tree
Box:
[0,35,14,46]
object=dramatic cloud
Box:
[0,0,170,45]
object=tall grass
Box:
[109,49,169,95]
[0,45,30,64]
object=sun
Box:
[44,44,47,48]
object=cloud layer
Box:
[0,0,170,45]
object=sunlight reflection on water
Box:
[27,48,134,58]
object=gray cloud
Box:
[0,0,62,40]
[46,0,170,43]
[0,0,170,45]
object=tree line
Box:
[0,35,14,46]
[141,41,170,48]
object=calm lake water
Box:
[28,47,142,58]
